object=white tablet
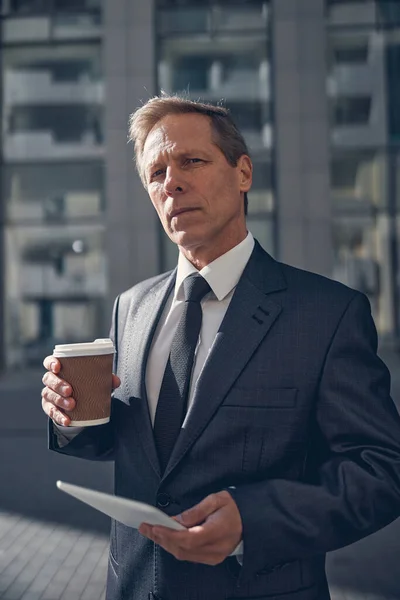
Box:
[56,480,186,531]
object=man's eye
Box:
[187,158,202,164]
[152,169,165,178]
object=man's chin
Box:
[168,231,201,249]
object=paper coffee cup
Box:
[53,338,115,426]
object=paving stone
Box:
[0,509,397,600]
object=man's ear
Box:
[238,155,253,192]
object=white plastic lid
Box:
[53,338,115,357]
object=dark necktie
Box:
[153,273,211,473]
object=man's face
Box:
[141,113,252,259]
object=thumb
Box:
[176,493,221,528]
[112,374,121,390]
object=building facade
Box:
[1,0,400,371]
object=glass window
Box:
[53,0,101,10]
[385,40,400,142]
[1,36,104,367]
[327,4,400,340]
[158,8,209,35]
[172,56,212,91]
[213,4,268,32]
[248,160,274,215]
[327,1,377,27]
[3,163,104,222]
[332,215,379,290]
[333,96,371,126]
[52,11,102,39]
[4,224,106,366]
[334,45,368,64]
[376,1,400,28]
[10,0,49,13]
[158,2,269,35]
[330,150,386,210]
[2,16,51,42]
[2,44,103,161]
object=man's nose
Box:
[164,167,184,196]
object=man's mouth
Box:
[170,207,198,219]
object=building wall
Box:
[104,0,159,320]
[1,0,400,366]
[273,0,332,276]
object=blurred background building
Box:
[0,0,399,365]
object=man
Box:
[42,95,400,600]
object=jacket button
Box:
[156,492,171,508]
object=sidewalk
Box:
[1,508,399,600]
[0,510,108,600]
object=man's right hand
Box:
[41,356,121,427]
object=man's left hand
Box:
[139,490,242,565]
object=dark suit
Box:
[49,241,400,600]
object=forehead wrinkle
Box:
[143,127,179,171]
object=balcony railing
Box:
[4,131,104,161]
[4,72,104,106]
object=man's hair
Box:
[128,94,250,214]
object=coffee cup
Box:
[53,338,115,426]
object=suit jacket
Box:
[49,241,400,600]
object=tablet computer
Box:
[56,480,186,531]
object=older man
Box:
[42,95,400,600]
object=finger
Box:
[177,493,220,527]
[42,372,72,398]
[112,374,121,390]
[41,387,75,412]
[139,523,155,539]
[139,523,228,565]
[43,356,61,373]
[41,393,71,426]
[149,527,225,565]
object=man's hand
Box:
[139,490,242,565]
[41,355,121,426]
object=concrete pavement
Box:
[0,510,108,600]
[1,506,400,599]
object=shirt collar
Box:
[174,232,255,301]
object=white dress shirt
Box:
[54,232,255,558]
[146,232,255,425]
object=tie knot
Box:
[183,274,211,303]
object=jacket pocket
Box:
[226,582,319,600]
[109,518,119,576]
[108,548,119,579]
[222,387,298,409]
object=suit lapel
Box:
[121,271,176,478]
[163,243,287,479]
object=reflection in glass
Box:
[328,9,400,340]
[330,151,386,210]
[332,215,384,328]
